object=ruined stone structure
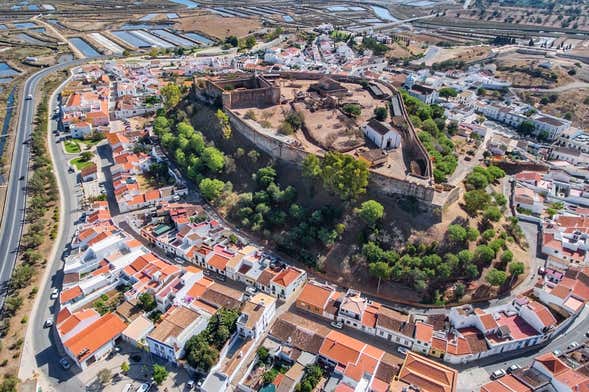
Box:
[199,74,280,109]
[192,71,450,214]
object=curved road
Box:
[0,60,83,309]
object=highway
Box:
[0,60,82,309]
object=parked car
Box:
[245,286,257,295]
[26,94,32,100]
[136,383,152,392]
[122,384,133,392]
[50,288,59,300]
[568,342,579,350]
[491,369,506,380]
[43,319,54,328]
[553,349,562,357]
[585,331,589,338]
[507,364,521,374]
[397,346,408,355]
[59,357,70,370]
[330,321,343,329]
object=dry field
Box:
[427,45,491,65]
[519,88,589,129]
[175,14,261,39]
[448,6,589,31]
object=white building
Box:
[363,119,401,150]
[236,293,276,340]
[146,305,209,365]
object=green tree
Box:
[487,165,505,181]
[358,200,384,226]
[161,83,182,110]
[96,368,112,385]
[257,346,270,362]
[121,361,130,374]
[152,364,169,385]
[501,250,513,263]
[483,206,502,222]
[439,87,458,98]
[244,35,256,49]
[486,269,507,286]
[373,106,388,121]
[302,154,321,178]
[465,171,488,190]
[199,178,225,201]
[509,261,525,278]
[466,227,480,242]
[465,263,479,279]
[255,166,277,188]
[225,35,238,47]
[369,261,392,294]
[319,152,369,201]
[216,109,231,139]
[454,282,465,299]
[138,292,156,312]
[421,118,439,135]
[518,120,535,136]
[447,224,467,244]
[201,147,225,172]
[475,245,495,265]
[463,190,491,215]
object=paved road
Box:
[28,77,87,390]
[0,60,84,309]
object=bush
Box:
[373,106,388,121]
[342,103,361,118]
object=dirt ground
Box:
[518,88,589,129]
[427,45,491,65]
[386,40,426,60]
[175,14,261,39]
[494,56,577,88]
[450,6,589,31]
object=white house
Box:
[363,119,401,150]
[269,266,306,300]
[146,305,209,365]
[236,293,276,340]
[70,121,93,139]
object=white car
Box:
[245,286,257,295]
[136,383,152,392]
[491,369,506,380]
[397,346,408,355]
[330,321,343,329]
[44,319,54,328]
[568,342,579,350]
[50,288,59,300]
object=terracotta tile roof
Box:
[527,301,557,328]
[64,313,126,362]
[186,277,214,299]
[478,311,499,331]
[297,282,335,312]
[207,254,230,271]
[398,351,458,392]
[272,267,302,288]
[58,308,100,336]
[415,322,434,343]
[257,268,277,286]
[60,285,83,304]
[534,353,569,376]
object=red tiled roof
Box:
[63,313,126,362]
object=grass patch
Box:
[64,140,80,154]
[70,156,94,170]
[77,137,103,150]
